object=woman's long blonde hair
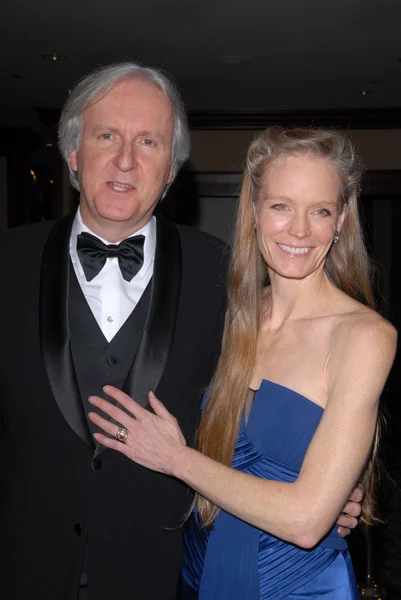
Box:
[197,127,378,528]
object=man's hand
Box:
[336,484,363,537]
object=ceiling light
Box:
[42,53,67,61]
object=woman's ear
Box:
[337,203,347,233]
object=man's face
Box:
[69,78,175,240]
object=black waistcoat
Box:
[68,267,151,438]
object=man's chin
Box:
[95,202,140,224]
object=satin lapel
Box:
[40,216,94,449]
[123,216,182,408]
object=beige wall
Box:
[189,129,401,172]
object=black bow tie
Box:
[77,231,145,282]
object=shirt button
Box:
[106,316,114,323]
[107,356,117,366]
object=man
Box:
[0,62,361,600]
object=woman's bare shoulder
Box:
[327,287,395,338]
[337,298,395,338]
[330,300,397,373]
[322,297,397,405]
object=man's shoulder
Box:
[173,224,229,297]
[0,219,56,256]
[175,222,228,258]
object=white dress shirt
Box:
[69,209,156,342]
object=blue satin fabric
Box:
[179,380,358,599]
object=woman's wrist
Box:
[170,444,196,482]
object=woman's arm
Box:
[89,317,396,548]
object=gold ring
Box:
[115,426,129,444]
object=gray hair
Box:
[58,61,191,191]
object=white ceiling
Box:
[1,0,401,113]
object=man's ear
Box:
[69,150,78,172]
[166,161,175,185]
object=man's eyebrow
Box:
[91,124,119,134]
[137,130,166,144]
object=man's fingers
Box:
[337,526,351,538]
[343,500,362,518]
[337,513,358,530]
[349,484,364,503]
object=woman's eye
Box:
[316,208,331,217]
[271,203,287,211]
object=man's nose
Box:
[114,142,138,172]
[288,212,311,239]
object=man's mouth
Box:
[107,181,134,192]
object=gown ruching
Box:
[179,379,358,599]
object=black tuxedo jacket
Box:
[0,214,227,600]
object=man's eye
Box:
[143,138,155,146]
[100,133,113,140]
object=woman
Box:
[88,128,397,598]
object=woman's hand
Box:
[88,386,187,476]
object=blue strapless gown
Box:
[179,380,358,599]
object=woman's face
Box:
[254,154,345,281]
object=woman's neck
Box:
[264,268,334,330]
